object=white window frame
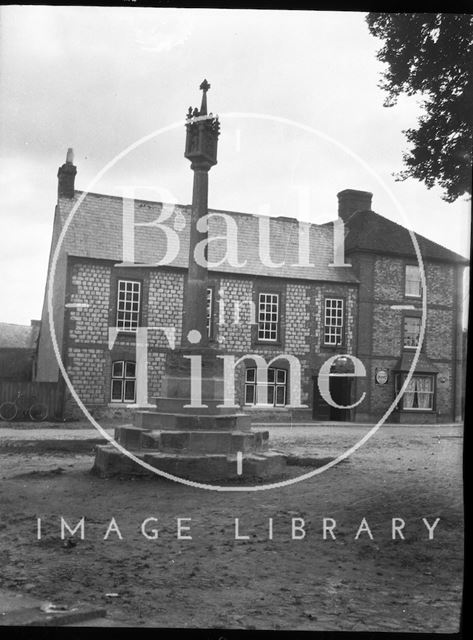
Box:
[111,360,136,403]
[244,367,287,407]
[403,316,421,349]
[395,373,435,411]
[324,298,344,346]
[116,280,141,332]
[405,265,421,298]
[258,293,279,342]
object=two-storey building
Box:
[35,154,467,424]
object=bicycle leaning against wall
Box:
[0,391,49,422]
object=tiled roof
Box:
[343,210,469,264]
[56,192,359,283]
[395,351,440,373]
[0,323,39,349]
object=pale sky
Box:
[0,6,470,326]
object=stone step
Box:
[0,604,107,627]
[92,444,286,482]
[153,397,238,415]
[0,589,107,628]
[93,445,151,477]
[143,450,286,481]
[114,425,150,450]
[114,426,269,454]
[133,410,251,432]
[141,429,269,454]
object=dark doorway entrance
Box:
[312,375,352,421]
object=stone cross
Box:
[182,80,220,348]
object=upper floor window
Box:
[206,287,213,338]
[244,367,287,406]
[258,293,279,342]
[403,316,421,349]
[324,298,344,346]
[117,280,141,332]
[405,265,421,298]
[111,360,136,403]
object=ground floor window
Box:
[111,360,136,402]
[244,367,287,406]
[395,373,435,410]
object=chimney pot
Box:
[57,148,77,199]
[337,189,373,219]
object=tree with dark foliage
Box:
[366,13,473,202]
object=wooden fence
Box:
[0,380,63,421]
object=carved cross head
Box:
[200,79,210,93]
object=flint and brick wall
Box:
[285,284,311,354]
[217,278,253,352]
[69,264,111,343]
[147,271,184,348]
[59,249,461,423]
[62,256,359,420]
[64,259,185,419]
[67,348,106,404]
[212,276,357,413]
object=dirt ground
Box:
[0,424,463,632]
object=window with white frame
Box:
[111,360,136,403]
[258,293,279,342]
[395,374,434,410]
[403,316,421,348]
[117,280,141,331]
[206,287,213,338]
[405,265,421,297]
[324,298,344,345]
[244,367,287,406]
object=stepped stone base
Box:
[92,443,287,482]
[91,348,287,481]
[91,424,286,481]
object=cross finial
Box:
[199,79,210,115]
[200,79,210,93]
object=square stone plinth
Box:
[133,410,251,431]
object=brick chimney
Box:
[57,148,77,199]
[337,189,372,219]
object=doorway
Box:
[312,375,352,421]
